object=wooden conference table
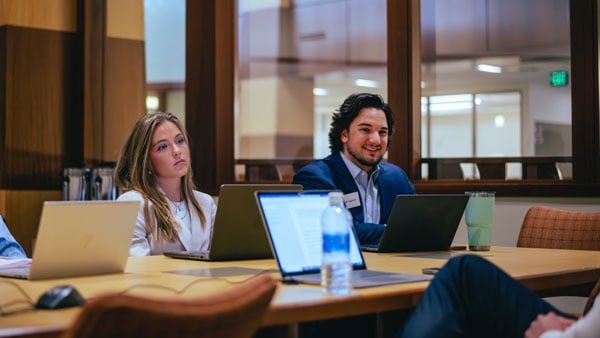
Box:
[1,246,599,338]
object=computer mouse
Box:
[35,285,86,309]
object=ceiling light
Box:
[146,95,159,111]
[313,88,328,96]
[494,115,506,127]
[476,64,503,73]
[354,79,380,88]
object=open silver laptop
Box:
[255,190,432,288]
[361,194,470,253]
[164,184,302,261]
[0,200,138,280]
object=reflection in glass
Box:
[420,0,571,180]
[237,0,388,181]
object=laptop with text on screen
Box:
[255,190,431,288]
[361,194,470,253]
[0,200,138,280]
[164,184,302,261]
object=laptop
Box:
[361,194,470,253]
[0,200,138,280]
[255,190,432,288]
[164,184,302,261]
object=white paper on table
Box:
[0,257,32,269]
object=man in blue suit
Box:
[294,93,414,245]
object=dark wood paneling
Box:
[0,27,6,188]
[81,0,105,166]
[386,0,421,178]
[104,37,146,161]
[4,190,61,256]
[186,0,235,195]
[80,0,146,164]
[570,0,600,185]
[3,26,81,190]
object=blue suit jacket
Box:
[293,153,415,245]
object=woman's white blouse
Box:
[117,190,216,256]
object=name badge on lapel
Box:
[343,192,361,209]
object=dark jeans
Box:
[397,254,572,338]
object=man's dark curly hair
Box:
[328,93,394,153]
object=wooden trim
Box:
[81,0,106,166]
[0,27,6,189]
[570,0,600,185]
[186,0,235,195]
[214,0,236,189]
[3,27,79,189]
[386,0,421,178]
[147,82,185,91]
[103,37,146,161]
[382,0,600,196]
[0,0,77,32]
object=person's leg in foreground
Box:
[398,254,573,338]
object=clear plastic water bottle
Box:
[321,191,352,295]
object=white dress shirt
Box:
[340,152,381,224]
[118,190,217,256]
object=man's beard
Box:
[347,145,385,169]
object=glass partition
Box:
[237,0,387,181]
[420,0,571,180]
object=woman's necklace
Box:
[170,200,188,220]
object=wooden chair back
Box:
[61,274,277,338]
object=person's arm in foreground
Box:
[0,216,27,258]
[525,294,600,338]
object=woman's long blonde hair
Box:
[115,112,206,242]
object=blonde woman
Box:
[115,112,216,256]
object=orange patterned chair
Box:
[517,206,600,315]
[517,206,600,250]
[61,274,277,338]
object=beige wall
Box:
[453,197,600,247]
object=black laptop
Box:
[164,184,301,261]
[255,190,431,288]
[361,194,470,253]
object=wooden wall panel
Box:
[3,26,81,189]
[0,0,146,256]
[0,0,77,32]
[103,37,146,161]
[2,190,61,256]
[81,0,105,166]
[0,27,6,189]
[106,0,144,40]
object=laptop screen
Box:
[256,190,366,276]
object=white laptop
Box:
[0,200,138,280]
[255,190,432,288]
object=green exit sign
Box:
[549,71,568,87]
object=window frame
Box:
[386,0,600,196]
[185,0,600,197]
